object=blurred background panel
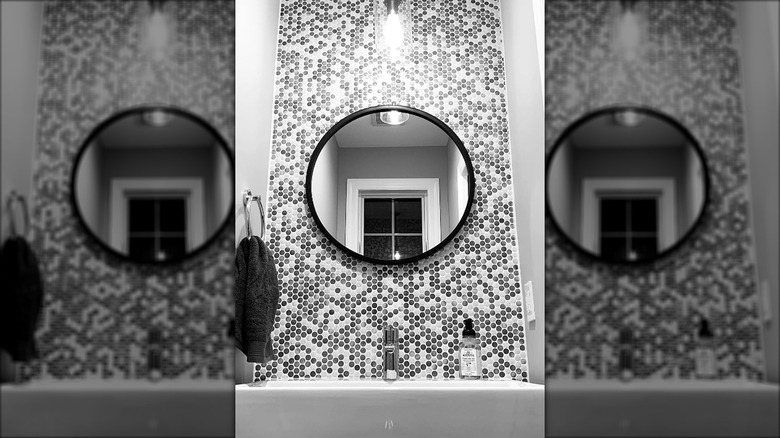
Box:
[545,0,778,436]
[2,1,235,436]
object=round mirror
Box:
[306,106,475,264]
[71,106,233,263]
[546,106,710,263]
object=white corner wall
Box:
[234,0,281,383]
[1,1,43,241]
[736,1,780,383]
[500,0,546,384]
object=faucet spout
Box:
[383,326,399,380]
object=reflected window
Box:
[345,178,441,261]
[362,197,423,260]
[128,197,187,261]
[599,196,658,261]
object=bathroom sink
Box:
[235,379,544,438]
[0,379,234,437]
[545,378,779,437]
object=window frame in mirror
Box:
[545,105,711,265]
[306,105,475,265]
[69,104,235,265]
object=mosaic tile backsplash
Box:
[24,0,234,379]
[256,0,528,381]
[545,0,764,379]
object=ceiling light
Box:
[614,109,645,127]
[143,108,173,127]
[379,111,409,125]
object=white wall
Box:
[311,137,340,233]
[213,140,232,234]
[1,1,43,241]
[234,0,281,383]
[500,0,546,384]
[446,138,463,230]
[75,141,101,235]
[548,139,572,237]
[736,1,780,383]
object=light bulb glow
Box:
[618,11,641,50]
[394,251,401,260]
[384,10,404,49]
[147,11,170,60]
[614,7,644,61]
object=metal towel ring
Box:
[242,189,265,239]
[6,191,30,238]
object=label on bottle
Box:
[696,347,716,378]
[461,347,478,377]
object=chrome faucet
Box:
[148,327,163,381]
[383,326,399,380]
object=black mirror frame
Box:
[69,104,235,265]
[305,105,476,265]
[545,104,711,265]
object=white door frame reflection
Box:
[109,178,205,256]
[345,178,441,259]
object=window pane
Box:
[364,236,392,259]
[128,237,155,259]
[159,199,187,232]
[128,199,155,232]
[394,199,422,233]
[600,199,627,232]
[159,237,187,260]
[364,199,392,233]
[630,199,657,232]
[396,236,423,259]
[631,237,658,259]
[600,237,627,259]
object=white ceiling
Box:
[97,113,216,149]
[334,113,451,148]
[570,112,689,149]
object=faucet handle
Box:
[383,326,398,344]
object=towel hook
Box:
[242,189,265,239]
[6,191,30,238]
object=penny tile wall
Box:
[545,0,764,379]
[256,0,529,381]
[24,0,234,379]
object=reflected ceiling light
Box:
[379,110,410,125]
[613,0,645,61]
[394,251,401,260]
[143,108,173,127]
[141,0,177,61]
[614,108,645,127]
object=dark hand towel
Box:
[234,236,280,364]
[0,236,44,362]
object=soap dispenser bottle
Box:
[695,317,716,379]
[459,318,481,380]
